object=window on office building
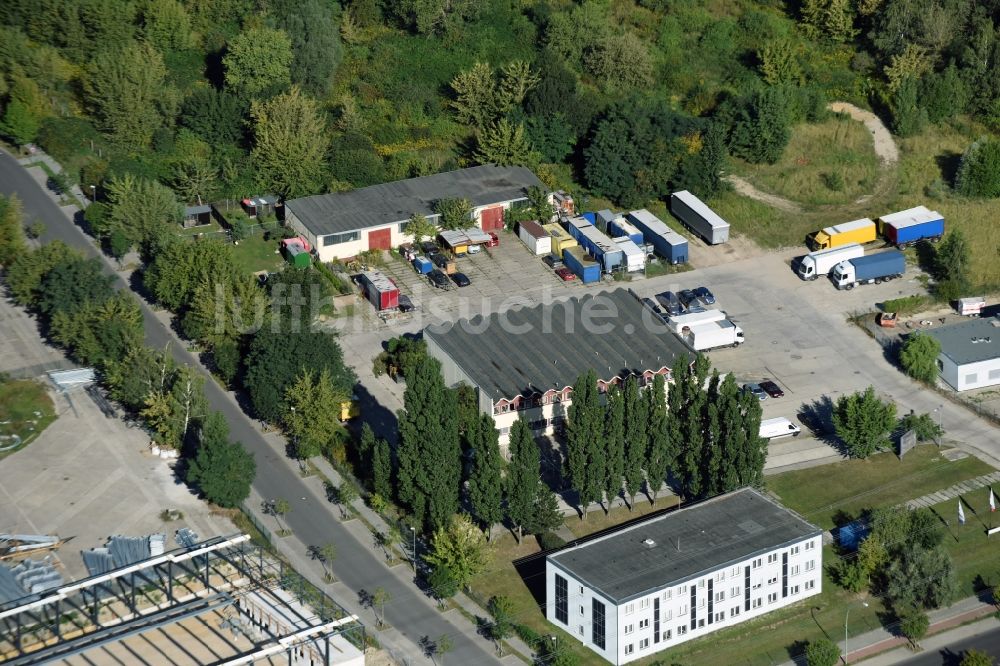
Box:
[806,560,815,571]
[715,591,725,602]
[715,571,725,582]
[322,231,360,246]
[730,607,741,618]
[640,638,650,650]
[555,575,568,623]
[665,609,672,621]
[625,602,635,615]
[767,576,778,585]
[767,553,777,564]
[625,644,634,655]
[805,540,815,550]
[677,625,688,636]
[805,580,815,590]
[639,618,649,629]
[679,604,688,615]
[790,545,800,555]
[730,587,740,597]
[752,558,762,569]
[714,612,725,622]
[790,585,800,595]
[767,592,778,603]
[790,565,800,576]
[663,629,672,641]
[592,599,606,650]
[752,598,762,608]
[640,598,650,610]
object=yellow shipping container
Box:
[808,218,876,250]
[543,223,578,255]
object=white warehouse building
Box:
[546,487,823,665]
[924,316,1000,391]
[284,165,546,262]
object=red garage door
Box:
[368,228,391,251]
[480,206,504,231]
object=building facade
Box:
[925,316,1000,391]
[284,165,546,262]
[545,488,822,665]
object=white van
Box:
[760,417,801,440]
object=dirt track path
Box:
[725,101,899,211]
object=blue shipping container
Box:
[595,209,615,232]
[626,209,671,239]
[893,217,944,245]
[607,218,644,246]
[412,256,432,274]
[581,212,597,225]
[577,225,624,272]
[659,231,689,264]
[566,216,593,243]
[563,247,600,284]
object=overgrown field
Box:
[736,114,881,206]
[0,379,56,459]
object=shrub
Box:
[536,531,567,551]
[900,333,941,384]
[805,637,841,666]
[898,607,929,645]
[882,295,930,316]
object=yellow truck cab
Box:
[339,397,360,422]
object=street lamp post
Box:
[410,526,416,572]
[89,184,96,202]
[844,601,869,664]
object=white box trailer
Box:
[664,309,728,334]
[680,320,745,351]
[760,417,801,440]
[670,190,730,244]
[797,244,864,281]
[518,220,551,256]
[614,237,645,272]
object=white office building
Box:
[924,316,1000,391]
[546,487,823,664]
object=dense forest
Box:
[4,0,1000,218]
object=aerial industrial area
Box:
[4,1,1000,664]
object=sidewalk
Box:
[778,596,998,665]
[904,471,1000,510]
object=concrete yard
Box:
[0,292,234,582]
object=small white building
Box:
[546,488,822,665]
[925,316,1000,391]
[284,165,547,262]
[518,219,552,255]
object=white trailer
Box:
[665,309,728,334]
[614,237,645,272]
[518,220,551,256]
[680,320,745,351]
[670,190,730,244]
[797,244,864,281]
[760,417,801,440]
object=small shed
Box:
[595,209,616,232]
[924,316,1000,391]
[412,256,432,274]
[563,246,600,284]
[183,204,213,228]
[437,228,492,255]
[615,238,645,272]
[241,194,280,219]
[359,270,400,311]
[518,220,552,255]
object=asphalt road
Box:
[0,151,496,664]
[897,625,1000,665]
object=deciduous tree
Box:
[271,0,342,97]
[250,87,328,198]
[833,386,897,458]
[223,26,292,97]
[397,356,461,531]
[566,370,604,517]
[433,198,473,231]
[644,374,672,500]
[506,419,540,542]
[602,385,625,508]
[623,377,647,508]
[474,119,538,168]
[423,514,489,590]
[900,333,941,384]
[103,174,183,254]
[0,195,27,267]
[186,411,256,507]
[468,414,503,539]
[804,637,841,666]
[284,368,348,459]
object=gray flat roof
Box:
[924,316,1000,365]
[549,487,821,603]
[424,289,689,401]
[285,165,544,237]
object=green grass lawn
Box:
[930,493,1000,596]
[0,379,56,459]
[767,444,996,530]
[231,235,285,275]
[736,115,882,207]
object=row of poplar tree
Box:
[567,355,768,516]
[375,350,767,537]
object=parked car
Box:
[428,269,450,289]
[398,294,416,313]
[742,383,767,401]
[543,254,563,269]
[693,286,716,305]
[678,289,700,309]
[655,291,683,316]
[759,380,784,398]
[466,244,482,254]
[485,232,500,247]
[451,272,471,287]
[430,253,449,269]
[555,267,576,281]
[421,241,440,255]
[640,297,662,315]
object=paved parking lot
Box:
[0,297,71,378]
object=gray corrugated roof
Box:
[286,165,544,237]
[924,316,1000,365]
[185,204,212,215]
[424,289,689,401]
[549,488,822,603]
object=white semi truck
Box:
[797,244,864,281]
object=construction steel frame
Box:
[0,533,364,665]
